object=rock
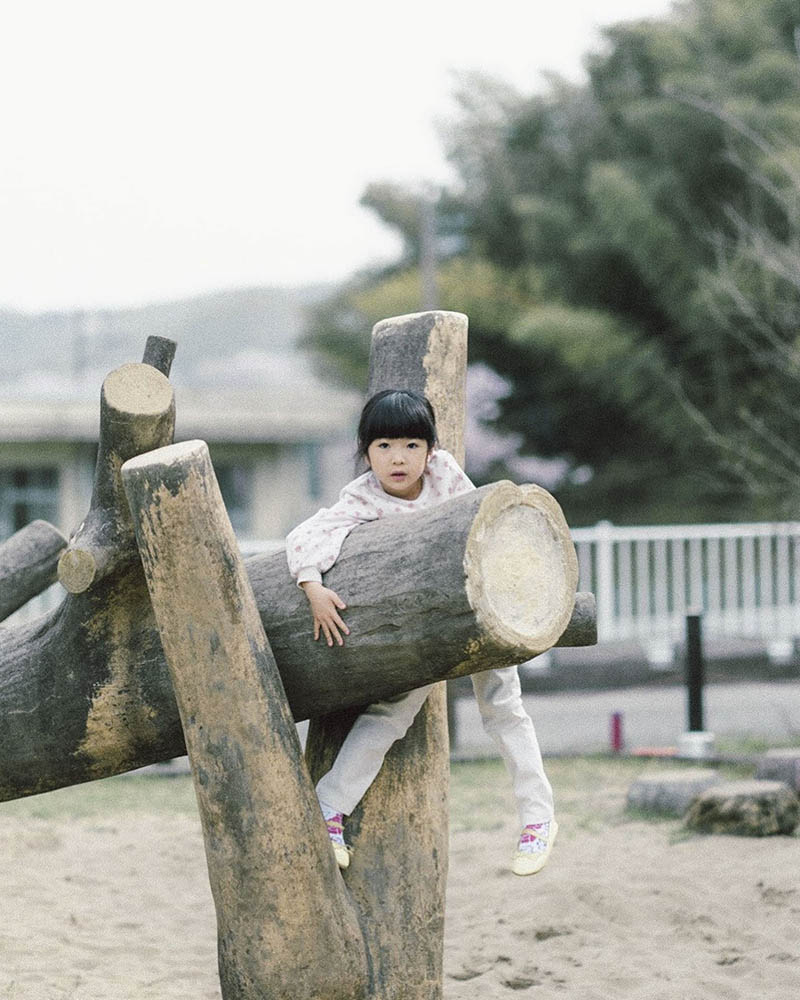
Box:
[755,749,800,793]
[684,780,800,836]
[627,769,721,817]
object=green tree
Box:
[306,0,800,524]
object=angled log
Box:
[57,343,176,594]
[0,520,67,622]
[122,440,368,1000]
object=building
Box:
[0,381,360,546]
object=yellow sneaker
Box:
[325,812,352,870]
[332,840,352,870]
[512,819,558,876]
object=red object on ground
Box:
[610,711,624,753]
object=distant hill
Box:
[0,284,334,396]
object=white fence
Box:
[571,520,800,662]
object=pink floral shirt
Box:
[286,449,474,584]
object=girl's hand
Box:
[300,582,350,647]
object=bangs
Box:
[357,389,437,456]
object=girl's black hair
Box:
[357,389,437,459]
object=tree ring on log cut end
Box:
[464,481,579,655]
[57,547,97,593]
[102,363,173,416]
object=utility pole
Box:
[419,188,438,311]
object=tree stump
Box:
[755,749,800,794]
[684,780,800,836]
[0,521,67,622]
[626,769,720,817]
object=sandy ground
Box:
[1,762,799,1000]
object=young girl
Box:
[286,388,556,876]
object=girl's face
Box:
[367,437,432,500]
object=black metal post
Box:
[686,612,705,731]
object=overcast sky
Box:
[0,0,674,313]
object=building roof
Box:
[0,383,360,445]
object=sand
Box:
[1,761,799,999]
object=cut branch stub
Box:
[122,439,368,1000]
[57,362,175,593]
[141,335,177,376]
[0,520,68,622]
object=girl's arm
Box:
[286,496,366,582]
[286,482,376,645]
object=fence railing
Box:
[6,527,800,664]
[570,520,800,662]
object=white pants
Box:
[315,665,553,827]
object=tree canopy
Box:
[305,0,800,524]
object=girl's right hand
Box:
[300,582,350,647]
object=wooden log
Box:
[0,480,585,802]
[57,358,175,594]
[0,520,67,622]
[558,591,596,647]
[122,439,368,1000]
[304,310,470,1000]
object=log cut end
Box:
[464,481,579,656]
[57,547,97,593]
[102,363,174,417]
[372,309,468,339]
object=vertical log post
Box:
[122,440,368,1000]
[305,310,468,1000]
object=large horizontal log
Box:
[0,477,591,802]
[0,521,67,622]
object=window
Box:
[214,463,252,537]
[0,466,60,538]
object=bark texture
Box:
[0,520,67,622]
[122,440,368,1000]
